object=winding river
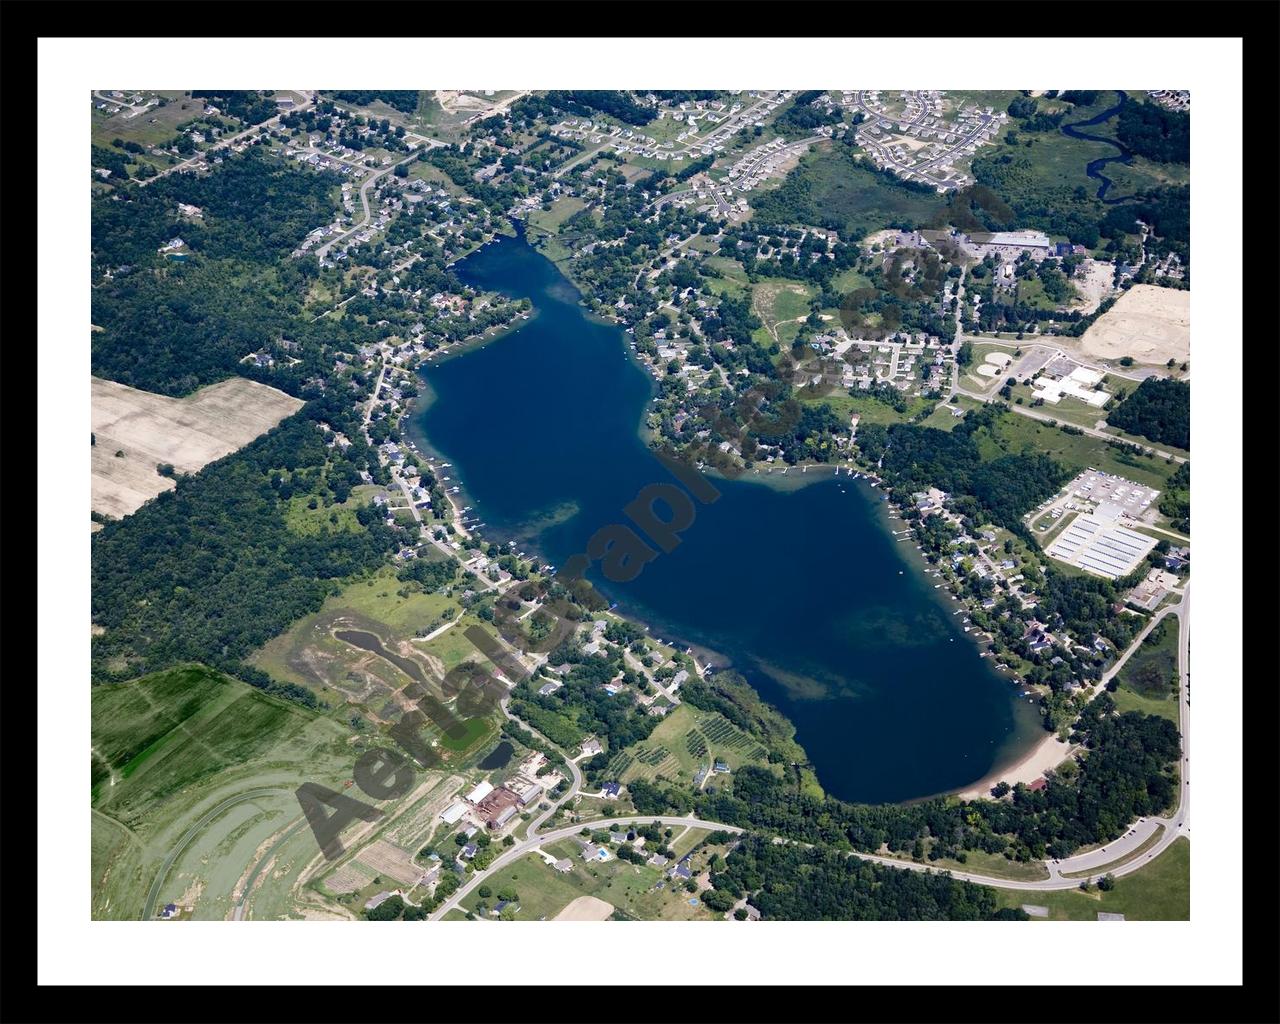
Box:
[1060,90,1135,204]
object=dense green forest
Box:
[149,148,343,263]
[1116,102,1190,164]
[331,91,420,114]
[91,400,410,688]
[544,90,656,126]
[774,92,843,137]
[711,834,1017,920]
[91,150,353,396]
[190,91,279,126]
[1106,377,1190,449]
[855,404,1071,529]
[92,259,311,395]
[1158,462,1190,532]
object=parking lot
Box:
[1028,468,1162,538]
[1066,469,1161,521]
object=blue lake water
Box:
[410,230,1043,803]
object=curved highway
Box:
[141,787,289,920]
[431,585,1189,911]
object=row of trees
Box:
[1106,377,1190,449]
[710,834,1019,920]
[632,686,1178,864]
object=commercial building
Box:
[439,800,468,825]
[464,780,494,805]
[1044,514,1157,579]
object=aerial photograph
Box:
[89,86,1193,925]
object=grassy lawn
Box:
[91,665,360,920]
[92,94,208,151]
[1112,616,1180,723]
[832,267,872,293]
[668,826,711,859]
[284,494,365,537]
[458,852,585,921]
[986,408,1181,492]
[1015,277,1061,312]
[339,565,460,636]
[702,256,751,299]
[526,196,588,234]
[997,837,1189,920]
[463,843,713,921]
[752,279,814,334]
[809,390,934,427]
[918,404,967,431]
[879,846,1050,882]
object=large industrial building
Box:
[1044,513,1157,579]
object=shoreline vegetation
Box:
[404,246,1051,801]
[91,91,1191,924]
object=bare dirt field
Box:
[92,376,304,520]
[355,839,424,887]
[1070,260,1118,315]
[553,895,615,921]
[1080,285,1190,365]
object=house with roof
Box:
[364,890,399,911]
[601,781,621,799]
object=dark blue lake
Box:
[410,230,1042,803]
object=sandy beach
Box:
[952,733,1075,801]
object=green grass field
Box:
[702,256,751,299]
[91,665,361,920]
[879,846,1050,882]
[832,268,872,294]
[526,196,588,234]
[91,93,208,152]
[1112,616,1180,723]
[752,280,814,332]
[751,142,949,241]
[997,838,1189,920]
[809,390,935,427]
[981,407,1181,492]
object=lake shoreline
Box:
[408,229,1046,805]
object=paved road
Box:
[429,815,740,919]
[316,148,433,260]
[137,96,315,186]
[231,818,307,920]
[431,585,1190,906]
[142,787,287,920]
[955,383,1188,464]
